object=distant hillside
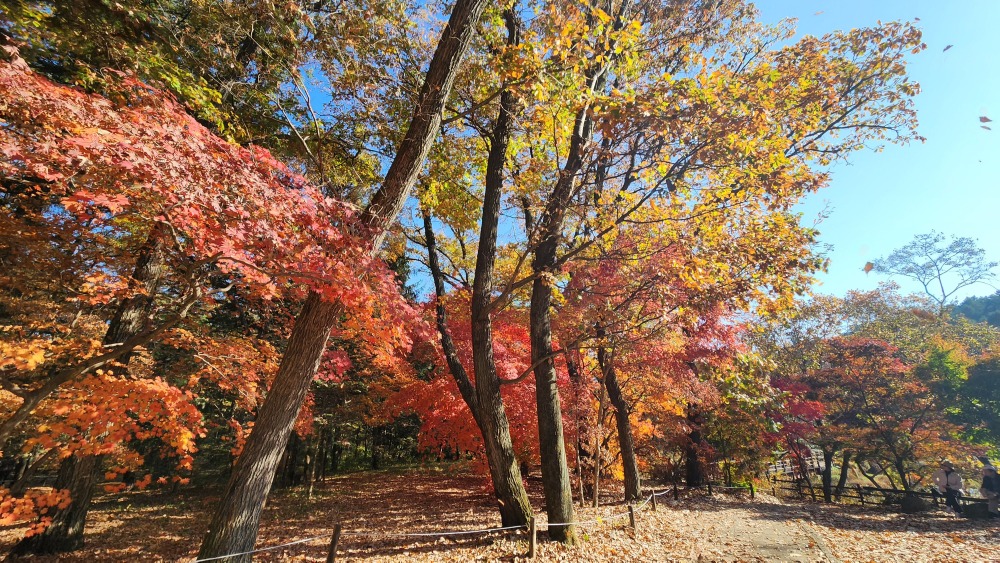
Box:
[954,291,1000,327]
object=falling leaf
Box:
[863,262,874,274]
[814,11,824,15]
[943,45,953,52]
[979,116,992,123]
[982,126,992,131]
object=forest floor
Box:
[0,466,997,561]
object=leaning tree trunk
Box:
[197,1,489,559]
[417,9,531,528]
[467,9,532,528]
[598,345,640,502]
[11,228,166,557]
[9,455,103,556]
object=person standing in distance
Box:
[933,460,964,516]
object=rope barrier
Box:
[194,535,329,562]
[341,523,527,538]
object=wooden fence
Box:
[767,475,989,511]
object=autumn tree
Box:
[0,43,420,552]
[758,285,998,497]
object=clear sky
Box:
[753,1,1000,302]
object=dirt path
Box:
[722,500,837,562]
[661,495,837,562]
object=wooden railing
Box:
[767,475,989,510]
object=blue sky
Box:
[753,1,1000,302]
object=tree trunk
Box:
[422,207,531,526]
[196,0,490,557]
[892,459,909,492]
[834,451,851,501]
[306,434,317,498]
[821,448,835,503]
[468,9,532,528]
[198,292,345,559]
[567,353,586,507]
[9,455,102,556]
[685,407,706,487]
[529,276,576,543]
[416,9,532,528]
[598,345,640,502]
[592,385,606,508]
[9,449,56,497]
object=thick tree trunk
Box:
[9,455,102,556]
[529,274,576,542]
[821,448,835,503]
[198,292,343,560]
[525,20,618,539]
[599,348,640,502]
[197,1,490,557]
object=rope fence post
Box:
[651,491,657,511]
[750,482,755,500]
[528,516,537,559]
[707,481,712,495]
[325,523,342,563]
[855,484,865,506]
[673,481,679,500]
[628,504,636,532]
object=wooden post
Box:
[750,482,755,500]
[771,476,776,497]
[673,481,679,500]
[651,492,657,511]
[325,523,342,563]
[628,504,636,532]
[528,516,537,559]
[855,484,865,506]
[707,481,712,495]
